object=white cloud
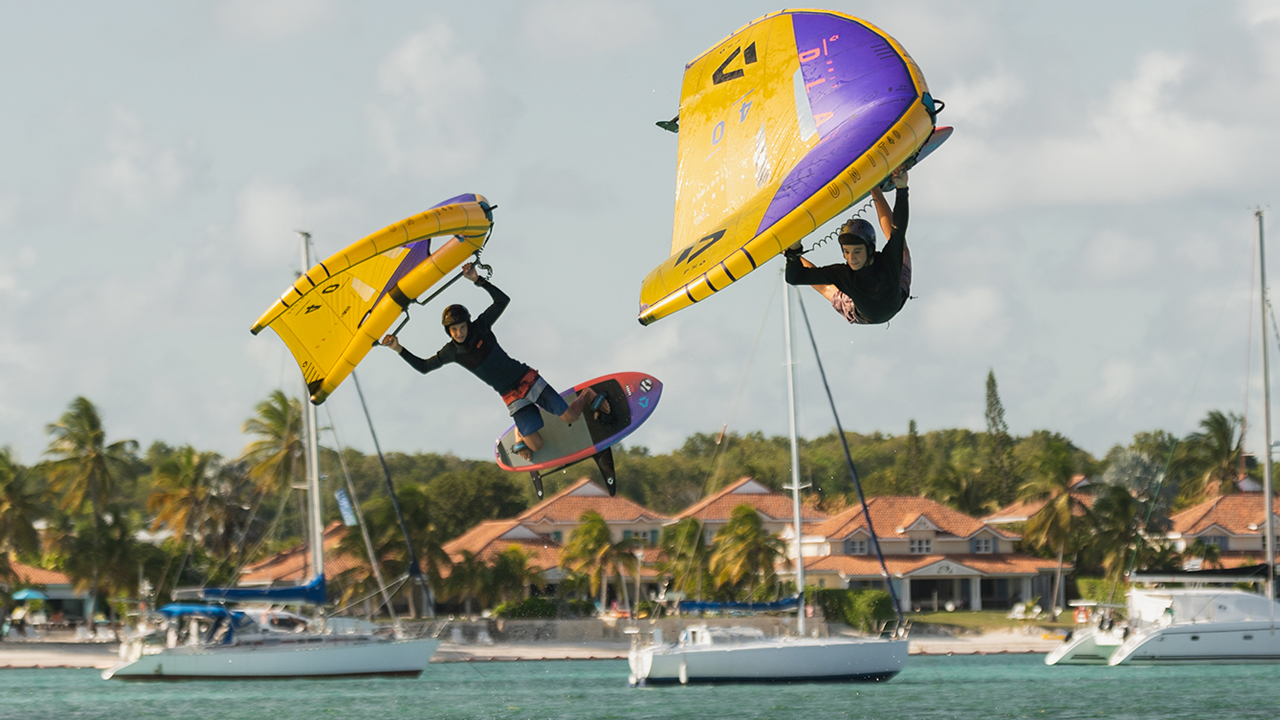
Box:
[367,21,489,176]
[921,286,1008,353]
[0,246,34,302]
[927,72,1021,130]
[1242,0,1280,25]
[217,0,334,40]
[73,109,192,221]
[521,0,658,56]
[929,51,1261,213]
[233,178,357,265]
[1081,229,1157,283]
[0,194,16,229]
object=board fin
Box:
[592,447,617,497]
[529,470,544,500]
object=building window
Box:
[971,537,993,554]
[909,538,931,554]
[650,529,659,546]
[706,529,717,545]
[623,530,633,541]
[844,539,868,555]
[1202,535,1227,550]
[551,531,562,543]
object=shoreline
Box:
[0,631,1060,669]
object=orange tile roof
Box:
[517,478,670,524]
[984,492,1095,524]
[813,496,1016,541]
[440,520,561,579]
[1169,493,1280,536]
[1199,551,1280,569]
[804,552,1066,578]
[7,561,71,586]
[240,521,367,584]
[672,477,828,524]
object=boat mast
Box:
[300,232,326,596]
[783,286,808,636]
[1258,210,1276,603]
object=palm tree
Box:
[239,390,305,496]
[1019,439,1088,619]
[658,517,709,601]
[0,448,43,583]
[489,546,545,605]
[560,511,637,611]
[335,482,450,617]
[43,397,138,614]
[1082,483,1149,602]
[446,550,490,618]
[1184,410,1243,501]
[709,504,784,601]
[146,446,217,541]
[926,447,998,517]
[43,397,138,520]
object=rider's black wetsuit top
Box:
[784,187,909,325]
[397,279,530,395]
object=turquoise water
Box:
[2,656,1278,720]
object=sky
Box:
[3,1,1280,469]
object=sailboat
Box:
[627,286,908,685]
[104,237,440,681]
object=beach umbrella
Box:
[11,588,47,601]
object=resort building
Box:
[671,477,829,545]
[982,475,1096,526]
[1161,492,1280,569]
[2,561,95,627]
[791,497,1065,613]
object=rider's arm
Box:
[784,251,834,286]
[472,278,510,327]
[399,344,450,374]
[881,187,909,259]
[871,187,893,238]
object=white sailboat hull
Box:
[1044,627,1125,665]
[103,636,439,680]
[629,637,907,685]
[1108,622,1280,665]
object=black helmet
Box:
[838,218,876,252]
[442,304,470,328]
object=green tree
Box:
[560,511,637,611]
[983,370,1016,505]
[146,446,217,542]
[1019,439,1088,619]
[926,446,997,517]
[43,397,138,520]
[709,505,784,601]
[0,449,43,583]
[658,517,710,601]
[424,466,526,541]
[1183,410,1243,503]
[43,397,138,612]
[1080,483,1149,601]
[446,550,490,617]
[489,546,545,604]
[240,390,305,496]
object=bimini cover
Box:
[638,10,935,325]
[199,574,327,606]
[251,194,493,404]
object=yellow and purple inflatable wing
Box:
[638,10,938,325]
[251,194,494,404]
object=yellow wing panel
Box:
[251,196,493,404]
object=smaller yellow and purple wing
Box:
[251,194,493,404]
[638,11,938,325]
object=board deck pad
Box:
[494,372,661,473]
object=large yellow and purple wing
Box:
[251,194,494,404]
[638,11,937,325]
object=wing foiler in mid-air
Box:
[251,194,494,404]
[638,10,940,326]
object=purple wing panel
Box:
[757,13,918,234]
